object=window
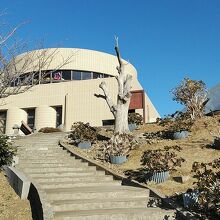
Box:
[0,111,7,134]
[128,109,135,113]
[27,109,35,131]
[41,71,51,83]
[55,106,62,127]
[62,70,71,80]
[32,72,40,85]
[104,74,109,78]
[82,72,91,80]
[102,119,115,126]
[72,71,81,80]
[93,72,101,79]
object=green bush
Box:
[0,135,16,168]
[38,127,61,133]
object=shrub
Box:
[170,111,193,132]
[38,127,61,133]
[0,135,16,168]
[158,111,193,133]
[141,145,185,172]
[128,113,143,125]
[144,130,174,140]
[191,159,220,219]
[171,78,208,120]
[69,122,97,143]
[97,133,138,161]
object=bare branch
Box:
[114,36,122,69]
[99,81,117,116]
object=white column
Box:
[35,105,56,131]
[6,107,27,135]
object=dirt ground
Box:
[0,171,32,220]
[121,115,220,196]
[68,115,220,197]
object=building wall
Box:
[0,77,159,135]
[1,48,160,135]
[14,48,137,78]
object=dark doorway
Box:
[55,106,62,127]
[0,111,7,134]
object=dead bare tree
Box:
[0,15,74,101]
[99,38,132,133]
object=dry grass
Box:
[0,171,32,220]
[119,116,220,196]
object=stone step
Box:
[54,207,174,220]
[17,148,64,154]
[18,153,70,159]
[17,159,84,164]
[27,170,105,178]
[22,166,96,173]
[52,197,149,212]
[17,146,64,150]
[46,186,149,201]
[18,151,69,156]
[18,155,72,160]
[39,180,121,189]
[18,143,62,150]
[18,146,61,150]
[17,162,89,168]
[33,175,114,183]
[26,144,60,147]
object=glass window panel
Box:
[72,71,81,80]
[41,71,51,83]
[93,72,100,79]
[32,72,39,84]
[62,70,71,80]
[82,72,91,80]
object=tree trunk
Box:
[114,100,130,133]
[99,39,132,134]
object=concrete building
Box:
[0,48,160,135]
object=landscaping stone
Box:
[173,175,190,183]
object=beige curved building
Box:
[0,48,160,135]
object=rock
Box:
[173,175,190,183]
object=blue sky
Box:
[1,0,220,116]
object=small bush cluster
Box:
[128,113,143,125]
[158,111,193,132]
[38,127,61,133]
[0,135,16,168]
[97,133,138,162]
[141,145,185,172]
[191,159,220,219]
[69,122,97,143]
[144,130,174,140]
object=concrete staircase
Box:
[15,133,175,220]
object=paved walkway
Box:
[15,132,174,220]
